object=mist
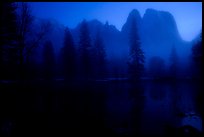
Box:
[0,2,202,137]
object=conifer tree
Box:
[128,17,145,81]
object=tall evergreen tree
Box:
[93,29,106,79]
[78,20,92,79]
[192,31,202,78]
[60,27,76,80]
[42,40,55,80]
[169,45,179,78]
[0,2,18,79]
[127,17,145,81]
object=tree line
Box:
[0,2,202,81]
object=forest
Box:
[0,2,202,81]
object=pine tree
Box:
[42,40,55,80]
[169,45,178,78]
[61,27,76,80]
[78,20,92,79]
[93,29,106,79]
[192,32,202,78]
[128,17,145,81]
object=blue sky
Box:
[28,2,202,41]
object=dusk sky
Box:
[28,2,202,42]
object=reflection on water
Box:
[103,80,202,136]
[0,80,202,136]
[105,82,145,135]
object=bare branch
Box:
[24,20,52,58]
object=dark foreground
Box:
[0,79,203,137]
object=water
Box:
[0,80,202,136]
[100,80,202,136]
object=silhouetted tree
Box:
[16,2,51,79]
[42,40,55,80]
[192,32,202,79]
[169,45,179,78]
[92,29,106,79]
[78,20,92,79]
[0,2,18,79]
[60,27,76,80]
[16,2,33,79]
[127,17,145,81]
[148,56,165,79]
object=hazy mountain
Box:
[40,8,194,77]
[140,9,191,66]
[121,9,142,41]
[142,8,181,46]
[70,19,126,77]
[121,9,192,66]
